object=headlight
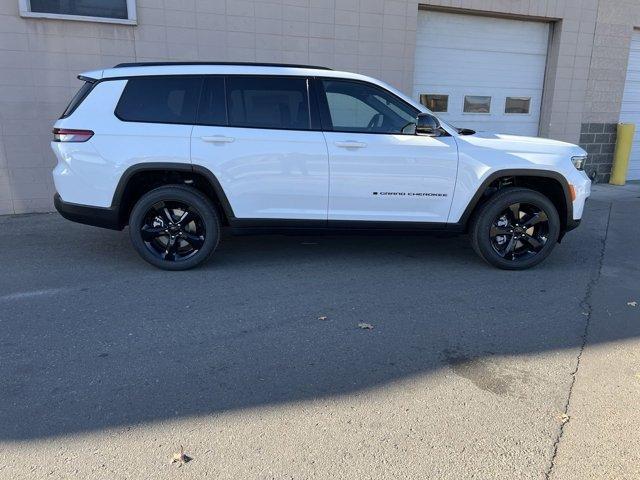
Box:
[571,155,587,170]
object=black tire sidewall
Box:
[128,186,220,270]
[472,188,560,270]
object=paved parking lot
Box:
[1,184,639,479]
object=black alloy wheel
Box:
[470,187,560,270]
[129,185,220,270]
[140,200,206,262]
[490,202,549,261]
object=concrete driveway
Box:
[0,184,638,479]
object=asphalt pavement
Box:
[0,183,638,479]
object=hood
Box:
[459,131,586,157]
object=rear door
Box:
[191,75,329,221]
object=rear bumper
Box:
[54,193,122,230]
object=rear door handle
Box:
[334,141,367,148]
[201,135,235,143]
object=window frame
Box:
[315,77,421,135]
[19,0,137,25]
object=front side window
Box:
[321,80,418,134]
[21,0,135,23]
[115,76,202,124]
[226,76,310,130]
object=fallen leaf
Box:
[358,322,374,330]
[318,316,328,321]
[627,301,637,307]
[170,445,191,467]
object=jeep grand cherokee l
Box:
[52,62,591,270]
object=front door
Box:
[318,79,458,223]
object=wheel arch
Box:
[459,169,573,234]
[112,163,235,227]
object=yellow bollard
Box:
[609,123,636,185]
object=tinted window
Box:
[116,76,202,124]
[61,81,94,118]
[321,80,418,134]
[196,77,227,126]
[226,76,310,130]
[30,0,128,19]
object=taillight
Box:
[52,128,94,142]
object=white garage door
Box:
[413,10,550,136]
[620,30,640,180]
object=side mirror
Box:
[416,113,441,136]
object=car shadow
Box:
[1,196,637,441]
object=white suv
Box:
[52,62,591,270]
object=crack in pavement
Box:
[544,201,613,480]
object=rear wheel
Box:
[470,187,560,270]
[128,185,220,270]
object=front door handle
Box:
[334,140,367,149]
[201,135,235,143]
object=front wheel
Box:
[470,187,561,270]
[128,185,220,270]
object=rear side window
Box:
[115,76,203,124]
[61,81,95,119]
[196,76,227,126]
[226,76,310,130]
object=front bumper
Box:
[54,193,122,230]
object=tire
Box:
[469,187,560,270]
[128,185,220,270]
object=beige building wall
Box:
[0,0,419,215]
[0,0,638,214]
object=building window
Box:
[463,96,491,114]
[420,94,448,113]
[505,97,531,114]
[19,0,137,24]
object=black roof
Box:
[113,61,332,70]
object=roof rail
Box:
[112,61,332,70]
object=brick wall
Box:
[580,123,618,183]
